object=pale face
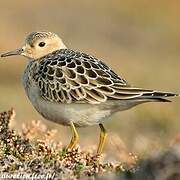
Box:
[1,32,67,59]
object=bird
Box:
[0,31,178,154]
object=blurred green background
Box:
[0,0,179,157]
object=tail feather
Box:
[140,91,178,102]
[107,86,179,102]
[142,91,178,97]
[147,98,171,102]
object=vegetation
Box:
[0,109,138,179]
[0,109,179,180]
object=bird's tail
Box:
[111,86,179,102]
[139,91,178,102]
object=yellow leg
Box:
[97,123,107,155]
[67,122,79,150]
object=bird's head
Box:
[1,31,66,59]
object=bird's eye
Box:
[38,42,46,47]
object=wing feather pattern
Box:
[35,49,176,104]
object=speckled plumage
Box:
[23,49,175,106]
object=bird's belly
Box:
[24,84,112,127]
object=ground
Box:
[0,109,179,180]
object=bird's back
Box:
[23,49,177,106]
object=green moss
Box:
[74,162,84,176]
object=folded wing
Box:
[36,49,177,104]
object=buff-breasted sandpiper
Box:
[0,32,178,154]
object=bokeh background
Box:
[0,0,179,159]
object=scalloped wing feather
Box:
[35,49,170,104]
